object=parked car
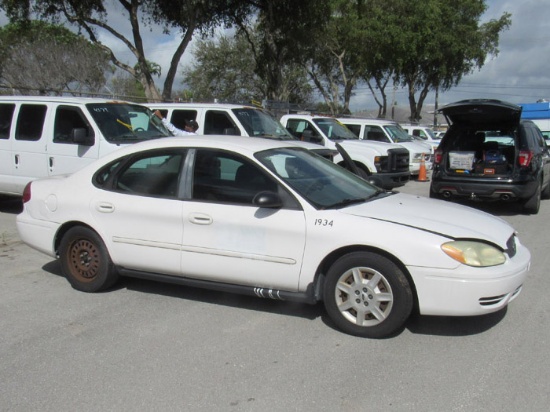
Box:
[17,135,530,338]
[430,99,550,214]
[337,117,433,176]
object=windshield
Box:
[384,124,413,143]
[313,118,359,141]
[233,108,296,140]
[256,147,383,209]
[87,103,171,143]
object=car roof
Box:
[147,102,260,110]
[0,96,138,105]
[338,117,399,126]
[438,99,522,127]
[98,135,309,162]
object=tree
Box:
[227,0,330,103]
[391,0,511,122]
[0,0,250,101]
[184,31,313,105]
[0,20,111,95]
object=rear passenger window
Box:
[0,103,15,139]
[54,106,93,143]
[16,104,47,141]
[115,151,185,198]
[170,110,197,130]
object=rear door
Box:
[0,103,16,194]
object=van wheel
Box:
[59,226,119,292]
[522,182,541,214]
[323,252,413,338]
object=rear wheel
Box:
[541,178,550,200]
[323,252,413,338]
[522,182,541,214]
[59,226,119,292]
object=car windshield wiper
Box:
[323,197,369,210]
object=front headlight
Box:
[441,241,506,267]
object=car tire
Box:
[323,252,413,338]
[522,182,541,214]
[59,226,119,292]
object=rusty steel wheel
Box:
[59,226,119,292]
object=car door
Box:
[89,149,186,275]
[11,103,49,193]
[180,148,307,291]
[0,103,16,194]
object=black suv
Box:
[430,99,550,214]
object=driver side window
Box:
[192,149,277,204]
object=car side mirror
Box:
[253,191,282,208]
[302,130,324,145]
[71,127,94,146]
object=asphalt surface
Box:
[1,177,549,411]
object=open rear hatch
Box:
[438,100,522,178]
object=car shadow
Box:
[0,196,23,214]
[41,260,507,337]
[406,308,507,337]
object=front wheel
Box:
[59,226,119,292]
[323,252,413,338]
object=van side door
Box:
[47,105,99,177]
[0,103,16,194]
[11,103,48,194]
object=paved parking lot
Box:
[1,178,549,411]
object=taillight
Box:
[518,150,533,167]
[434,149,443,164]
[22,182,32,203]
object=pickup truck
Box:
[280,114,410,189]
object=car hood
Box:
[397,140,433,154]
[438,99,522,128]
[338,139,404,151]
[341,193,513,248]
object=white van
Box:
[0,96,172,195]
[337,118,433,175]
[147,102,338,161]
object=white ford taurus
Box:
[16,135,530,338]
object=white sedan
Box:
[16,136,530,338]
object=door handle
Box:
[49,157,54,168]
[189,213,213,225]
[96,202,115,213]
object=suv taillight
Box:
[518,150,534,167]
[434,149,443,164]
[22,182,32,203]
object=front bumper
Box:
[408,244,530,316]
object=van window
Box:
[171,110,197,130]
[204,110,239,135]
[364,126,389,142]
[15,104,47,141]
[345,124,361,137]
[54,106,94,144]
[0,103,15,139]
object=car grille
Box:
[479,285,522,306]
[380,148,410,173]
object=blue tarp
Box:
[519,102,550,119]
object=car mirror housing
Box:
[253,191,283,208]
[71,127,94,146]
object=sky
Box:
[2,1,550,113]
